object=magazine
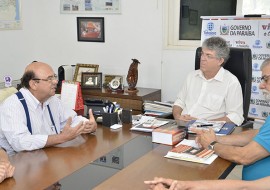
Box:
[164,139,218,164]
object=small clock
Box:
[109,78,121,90]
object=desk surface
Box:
[94,144,233,190]
[0,125,244,190]
[0,124,138,190]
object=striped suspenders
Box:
[15,91,58,134]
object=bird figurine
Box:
[126,59,140,91]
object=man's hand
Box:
[177,114,197,122]
[145,177,185,190]
[191,128,217,149]
[0,161,15,183]
[82,109,97,134]
[145,177,173,190]
[60,117,84,141]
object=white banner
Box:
[201,16,270,120]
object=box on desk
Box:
[102,112,118,127]
[152,124,186,145]
[121,109,132,124]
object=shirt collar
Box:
[196,67,225,82]
[20,88,51,109]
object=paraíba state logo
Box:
[220,25,229,35]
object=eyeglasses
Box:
[33,74,58,82]
[198,50,219,60]
[261,74,270,83]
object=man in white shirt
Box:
[0,62,97,154]
[173,37,244,126]
[144,58,270,190]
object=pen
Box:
[197,124,213,127]
[109,106,113,113]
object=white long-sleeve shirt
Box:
[174,68,244,126]
[0,88,87,154]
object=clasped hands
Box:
[0,160,15,183]
[191,127,217,149]
[60,109,97,141]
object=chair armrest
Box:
[240,121,253,128]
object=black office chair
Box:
[195,47,253,127]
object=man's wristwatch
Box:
[208,141,218,150]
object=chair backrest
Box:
[0,87,18,103]
[195,47,252,123]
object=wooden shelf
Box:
[82,87,161,115]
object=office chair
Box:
[0,87,18,103]
[195,47,253,127]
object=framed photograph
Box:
[73,64,99,83]
[60,0,121,14]
[77,17,105,42]
[189,9,198,25]
[103,74,124,90]
[81,72,102,89]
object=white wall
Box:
[0,0,166,94]
[161,49,194,102]
[7,1,267,102]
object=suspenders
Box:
[15,91,58,134]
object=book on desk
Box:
[152,123,186,145]
[187,120,236,136]
[164,139,218,164]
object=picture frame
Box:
[81,72,102,89]
[73,63,99,83]
[60,0,121,14]
[189,9,198,25]
[77,17,105,42]
[103,74,124,90]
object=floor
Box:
[226,165,242,180]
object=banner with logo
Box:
[201,16,270,120]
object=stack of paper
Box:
[143,100,173,116]
[130,115,169,132]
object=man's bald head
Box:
[21,62,53,89]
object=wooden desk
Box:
[93,133,241,190]
[94,145,234,190]
[0,125,139,190]
[0,126,245,190]
[83,87,161,115]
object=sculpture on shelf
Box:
[126,59,140,92]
